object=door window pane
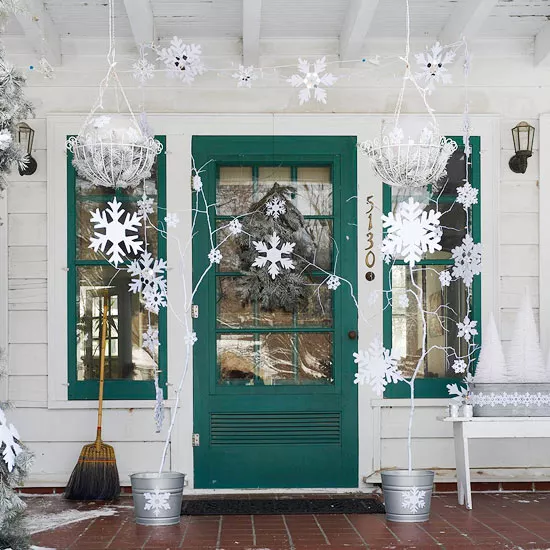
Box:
[296,166,332,215]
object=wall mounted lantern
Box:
[509,121,535,174]
[17,122,37,176]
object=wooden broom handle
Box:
[96,290,109,448]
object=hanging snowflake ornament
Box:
[265,196,286,219]
[142,326,160,353]
[414,41,455,94]
[402,487,427,513]
[184,331,198,346]
[326,275,341,290]
[451,233,481,287]
[208,248,222,264]
[157,37,205,84]
[439,270,452,288]
[137,194,155,216]
[128,251,168,299]
[381,198,442,266]
[143,488,171,517]
[457,316,478,342]
[229,218,242,235]
[132,55,155,85]
[89,198,143,266]
[143,287,166,314]
[353,337,403,396]
[287,57,337,105]
[232,64,257,88]
[252,232,296,279]
[0,408,22,472]
[456,182,478,209]
[164,213,179,228]
[192,173,203,192]
[452,359,468,374]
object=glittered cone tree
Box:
[473,312,507,383]
[237,183,316,311]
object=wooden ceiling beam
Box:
[439,0,498,45]
[242,0,262,66]
[339,0,380,62]
[123,0,155,48]
[15,0,61,66]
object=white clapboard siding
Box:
[500,150,539,182]
[8,182,47,214]
[499,213,538,245]
[8,214,47,246]
[8,343,48,376]
[8,311,47,344]
[500,182,539,214]
[9,279,47,311]
[8,375,48,403]
[381,406,451,439]
[500,276,539,309]
[500,245,538,277]
[9,247,48,279]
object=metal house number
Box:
[365,195,376,281]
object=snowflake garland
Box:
[451,233,481,287]
[143,488,171,517]
[287,57,337,105]
[0,408,22,472]
[164,213,180,228]
[142,326,160,353]
[456,182,478,209]
[251,232,296,279]
[208,248,222,264]
[265,197,286,219]
[232,65,258,88]
[472,391,550,408]
[457,316,478,342]
[128,252,168,314]
[326,275,341,290]
[402,486,427,513]
[381,198,442,266]
[157,37,205,84]
[353,337,403,396]
[414,41,455,94]
[439,270,452,287]
[137,194,155,216]
[89,198,143,267]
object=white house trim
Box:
[539,114,550,353]
[0,193,7,402]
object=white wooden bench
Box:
[440,416,550,510]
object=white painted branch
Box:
[242,0,262,66]
[439,0,498,45]
[339,0,380,62]
[123,0,155,48]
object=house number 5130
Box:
[365,195,375,280]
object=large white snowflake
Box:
[457,316,478,342]
[143,488,171,517]
[252,232,295,279]
[0,408,22,472]
[265,197,286,219]
[232,64,258,88]
[353,337,403,396]
[157,37,205,84]
[402,487,426,513]
[451,233,481,287]
[381,198,442,266]
[414,41,455,94]
[456,182,478,209]
[287,57,337,105]
[89,198,143,267]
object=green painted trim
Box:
[384,136,482,398]
[67,136,167,400]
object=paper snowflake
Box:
[128,251,168,299]
[439,270,451,287]
[137,194,155,216]
[0,408,22,472]
[184,331,198,346]
[353,337,403,396]
[252,232,296,279]
[164,213,179,228]
[143,488,171,517]
[452,359,468,374]
[381,198,442,266]
[143,287,167,314]
[414,41,455,93]
[208,248,222,264]
[402,487,426,513]
[133,56,155,85]
[192,173,203,192]
[265,197,286,219]
[89,198,143,267]
[457,316,478,342]
[142,326,160,353]
[232,65,257,88]
[287,57,337,105]
[157,37,205,84]
[456,182,478,209]
[398,294,410,308]
[451,233,481,287]
[326,275,341,290]
[229,218,242,235]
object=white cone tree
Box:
[505,288,545,383]
[473,312,507,383]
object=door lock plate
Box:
[192,433,200,447]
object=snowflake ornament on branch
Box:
[232,65,257,88]
[456,182,478,209]
[451,233,481,287]
[439,270,451,287]
[451,359,468,374]
[266,196,286,219]
[89,198,143,266]
[353,337,403,396]
[208,248,222,264]
[137,194,155,216]
[164,213,179,228]
[326,275,341,290]
[192,173,203,192]
[229,218,242,235]
[415,41,455,94]
[252,232,296,279]
[457,316,478,342]
[157,37,205,84]
[287,57,337,105]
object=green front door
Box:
[192,136,358,489]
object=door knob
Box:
[348,330,357,340]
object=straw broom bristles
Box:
[65,291,120,500]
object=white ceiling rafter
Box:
[242,0,262,66]
[535,23,550,66]
[15,0,61,66]
[123,0,155,48]
[439,0,499,45]
[339,0,380,62]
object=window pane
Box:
[391,265,468,380]
[296,166,332,215]
[217,166,253,215]
[304,219,333,271]
[439,148,467,196]
[76,266,158,381]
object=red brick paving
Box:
[29,492,550,549]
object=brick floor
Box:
[29,492,550,549]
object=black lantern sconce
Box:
[17,122,38,176]
[509,121,535,174]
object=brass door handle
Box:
[348,330,357,340]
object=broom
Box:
[65,290,120,500]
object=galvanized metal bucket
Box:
[381,470,434,522]
[472,383,550,417]
[130,472,185,526]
